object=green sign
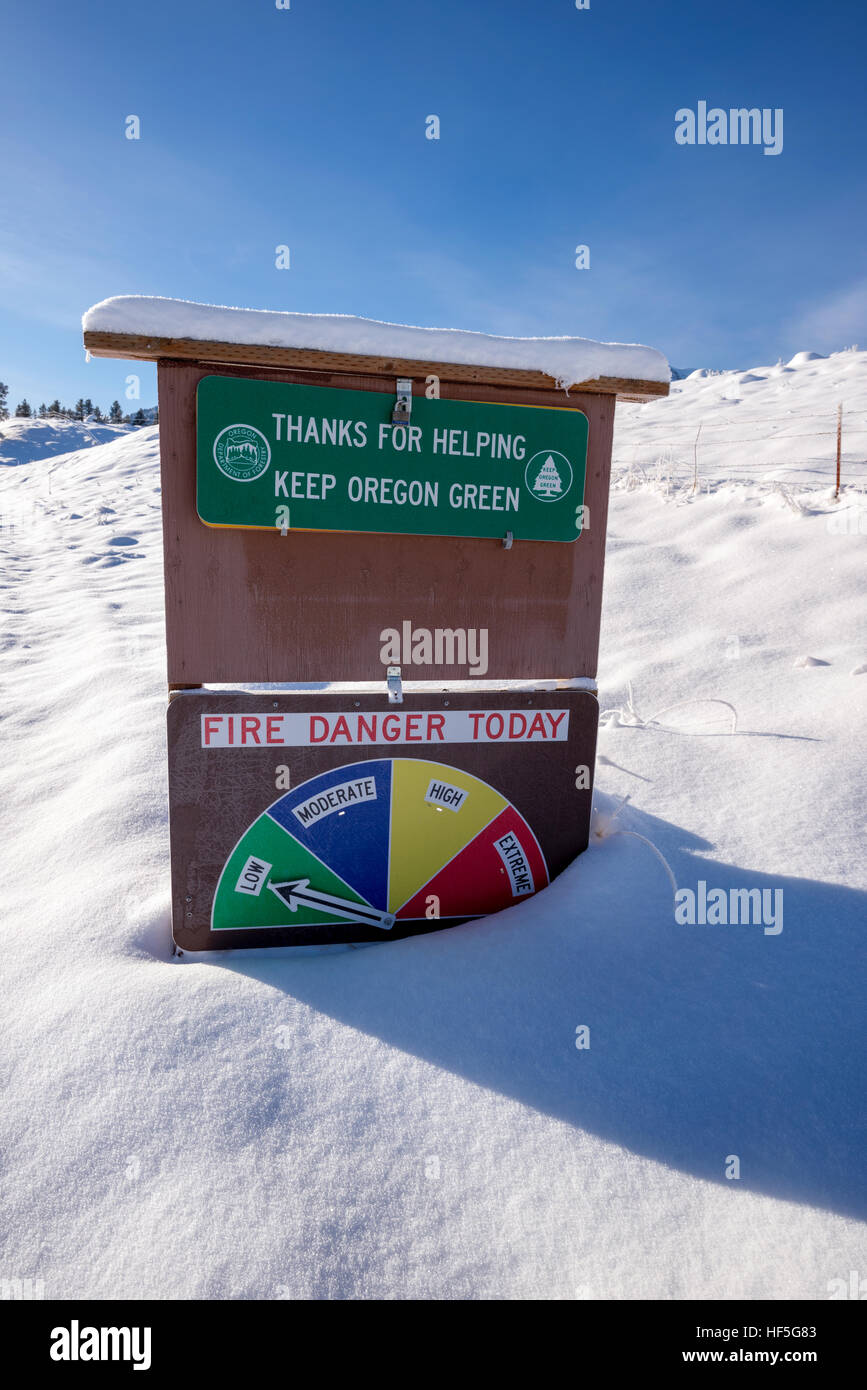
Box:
[196,375,588,543]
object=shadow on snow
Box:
[212,802,867,1223]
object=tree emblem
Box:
[533,456,563,497]
[524,449,573,503]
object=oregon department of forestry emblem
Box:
[213,423,271,482]
[524,449,574,503]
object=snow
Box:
[200,677,598,694]
[0,349,865,1299]
[82,295,670,390]
[612,345,867,490]
[0,416,134,468]
[788,351,826,366]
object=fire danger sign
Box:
[168,687,598,951]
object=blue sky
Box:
[1,0,865,409]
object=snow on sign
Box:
[168,688,598,951]
[196,376,589,543]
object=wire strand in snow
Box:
[591,794,678,899]
[608,831,678,898]
[600,682,738,736]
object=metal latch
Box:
[387,666,403,704]
[392,378,412,425]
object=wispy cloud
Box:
[789,279,867,352]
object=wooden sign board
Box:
[155,361,615,685]
[84,304,666,954]
[196,375,589,543]
[168,687,598,951]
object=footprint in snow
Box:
[99,553,145,567]
[851,663,867,676]
[108,536,138,546]
[793,655,830,668]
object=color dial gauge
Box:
[212,758,549,938]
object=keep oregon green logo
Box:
[524,450,574,503]
[213,423,271,482]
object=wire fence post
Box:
[835,402,842,499]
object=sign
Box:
[200,707,571,747]
[168,687,598,951]
[196,376,588,543]
[85,299,666,955]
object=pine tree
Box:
[532,456,563,497]
[15,399,32,418]
[38,403,47,417]
[84,397,93,417]
[74,398,85,421]
[48,400,61,416]
[109,400,123,423]
[92,405,103,422]
[0,381,9,420]
[132,407,146,426]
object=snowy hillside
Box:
[0,416,136,468]
[614,347,867,490]
[0,355,865,1300]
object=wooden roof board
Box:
[82,329,670,402]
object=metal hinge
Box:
[386,666,403,704]
[392,378,413,425]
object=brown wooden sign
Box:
[84,304,665,953]
[168,687,598,951]
[156,360,614,685]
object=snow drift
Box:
[0,349,865,1299]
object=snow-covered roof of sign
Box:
[82,296,670,400]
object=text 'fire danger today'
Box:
[201,708,570,748]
